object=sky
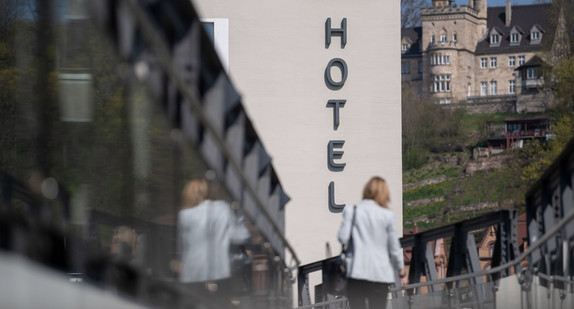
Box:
[453,0,540,7]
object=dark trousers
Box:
[346,278,390,309]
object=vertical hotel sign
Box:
[325,18,347,213]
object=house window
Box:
[527,67,538,79]
[509,80,516,94]
[419,61,423,73]
[481,82,487,96]
[490,81,497,95]
[490,57,497,68]
[440,34,447,43]
[203,22,215,42]
[532,31,540,40]
[432,54,450,66]
[481,57,488,68]
[508,123,522,132]
[402,44,408,52]
[201,19,230,72]
[511,33,519,44]
[491,34,499,45]
[509,56,516,67]
[439,98,451,104]
[401,62,410,74]
[453,33,457,42]
[518,55,525,66]
[431,35,435,44]
[432,74,451,93]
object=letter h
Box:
[325,18,347,48]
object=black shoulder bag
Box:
[323,205,357,295]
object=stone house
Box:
[401,0,558,113]
[477,213,528,273]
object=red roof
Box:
[504,115,549,122]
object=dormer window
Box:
[491,34,499,45]
[489,27,503,47]
[509,26,524,46]
[532,31,540,40]
[530,25,544,45]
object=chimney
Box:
[506,1,512,26]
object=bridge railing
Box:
[296,207,574,309]
[389,207,574,309]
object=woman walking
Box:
[337,176,408,309]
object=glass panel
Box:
[0,1,291,308]
[202,22,215,44]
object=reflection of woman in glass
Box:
[177,178,249,305]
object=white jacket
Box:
[177,200,249,283]
[337,199,404,283]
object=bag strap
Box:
[343,205,357,253]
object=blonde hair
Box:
[362,176,390,208]
[182,179,209,209]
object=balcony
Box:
[522,78,544,89]
[466,91,517,105]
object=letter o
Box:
[325,58,348,90]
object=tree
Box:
[551,57,574,111]
[402,83,466,170]
[507,0,574,207]
[402,0,426,28]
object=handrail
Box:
[537,272,574,285]
[390,207,574,292]
[296,298,347,309]
[295,209,574,308]
[122,0,300,267]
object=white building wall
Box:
[192,0,402,269]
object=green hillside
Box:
[402,113,531,231]
[402,156,523,230]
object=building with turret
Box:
[402,0,555,113]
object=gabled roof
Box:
[401,26,422,57]
[490,26,505,36]
[515,55,547,70]
[531,24,545,33]
[476,4,552,55]
[510,25,524,34]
